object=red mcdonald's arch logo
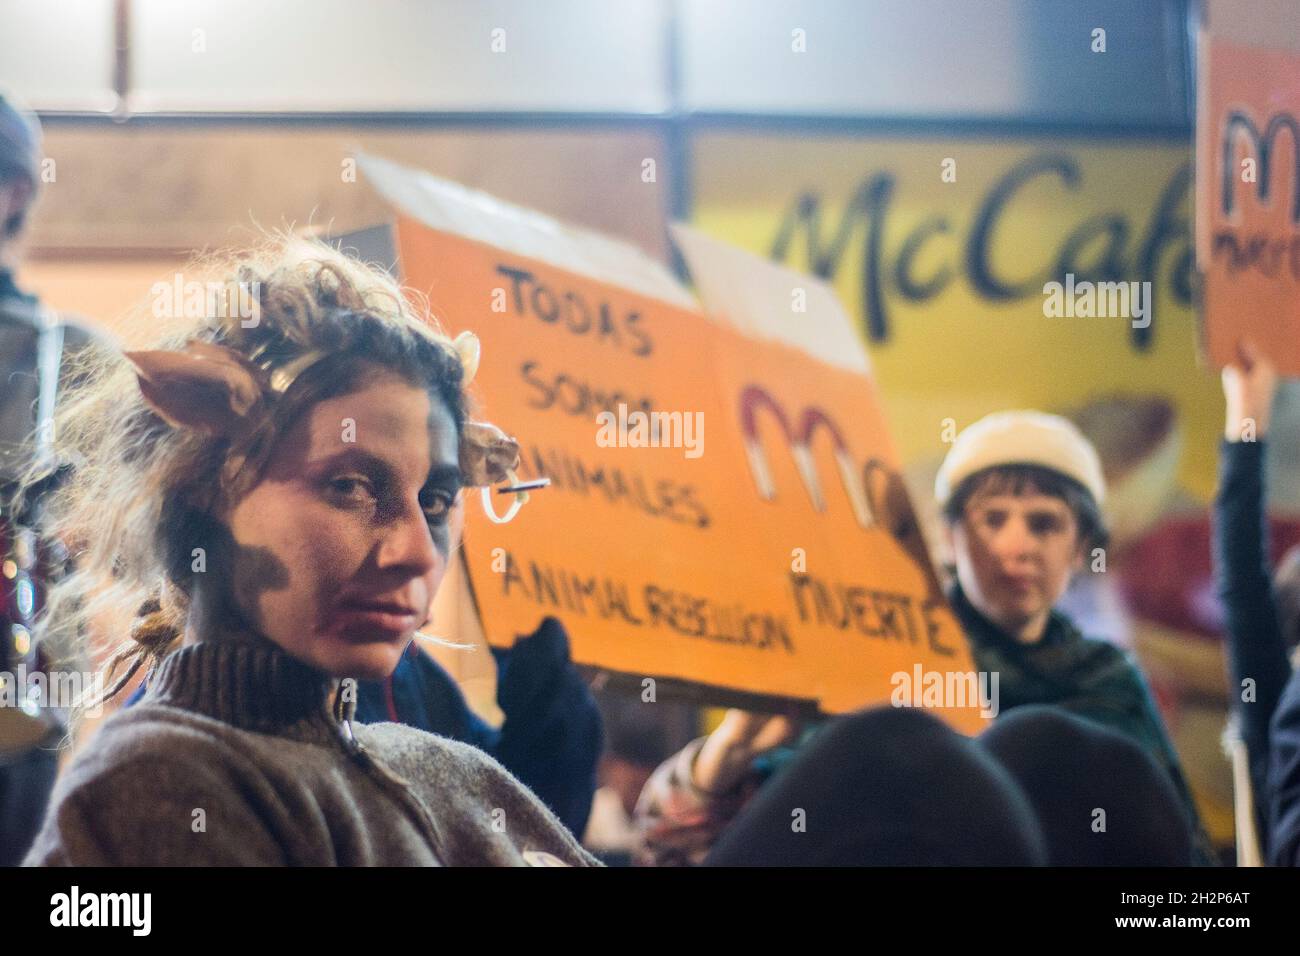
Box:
[739,384,945,600]
[738,384,875,529]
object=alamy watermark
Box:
[50,886,151,936]
[595,402,704,459]
[890,664,1000,718]
[1042,273,1151,329]
[150,274,261,327]
[0,666,104,716]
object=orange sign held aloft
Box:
[1196,32,1300,372]
[365,155,984,730]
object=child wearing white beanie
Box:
[937,410,1214,864]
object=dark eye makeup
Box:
[317,452,460,529]
[418,486,457,524]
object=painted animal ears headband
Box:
[123,330,540,523]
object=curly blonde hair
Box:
[19,235,509,720]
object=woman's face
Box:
[220,369,461,680]
[948,488,1084,643]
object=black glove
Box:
[492,617,604,836]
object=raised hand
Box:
[1222,339,1279,442]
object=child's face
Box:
[221,370,461,680]
[948,489,1084,642]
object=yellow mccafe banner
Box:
[690,133,1219,505]
[690,132,1249,839]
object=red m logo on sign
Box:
[738,384,942,598]
[738,384,875,529]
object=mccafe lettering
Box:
[769,151,1195,352]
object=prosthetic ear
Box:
[453,331,480,387]
[459,420,520,487]
[124,342,264,435]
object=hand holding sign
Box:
[693,709,805,796]
[1221,339,1279,441]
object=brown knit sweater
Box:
[23,638,600,866]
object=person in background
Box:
[977,706,1191,866]
[0,91,107,866]
[582,691,697,864]
[1213,339,1300,866]
[701,705,1191,867]
[635,410,1211,865]
[936,411,1214,863]
[633,705,805,866]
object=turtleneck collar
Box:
[141,637,355,746]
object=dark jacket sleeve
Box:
[1267,670,1300,865]
[491,617,603,839]
[1212,438,1293,844]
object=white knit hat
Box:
[935,410,1106,509]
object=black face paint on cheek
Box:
[166,499,293,640]
[430,521,452,560]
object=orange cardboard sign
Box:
[396,216,984,728]
[1196,33,1300,372]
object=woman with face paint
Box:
[18,238,597,866]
